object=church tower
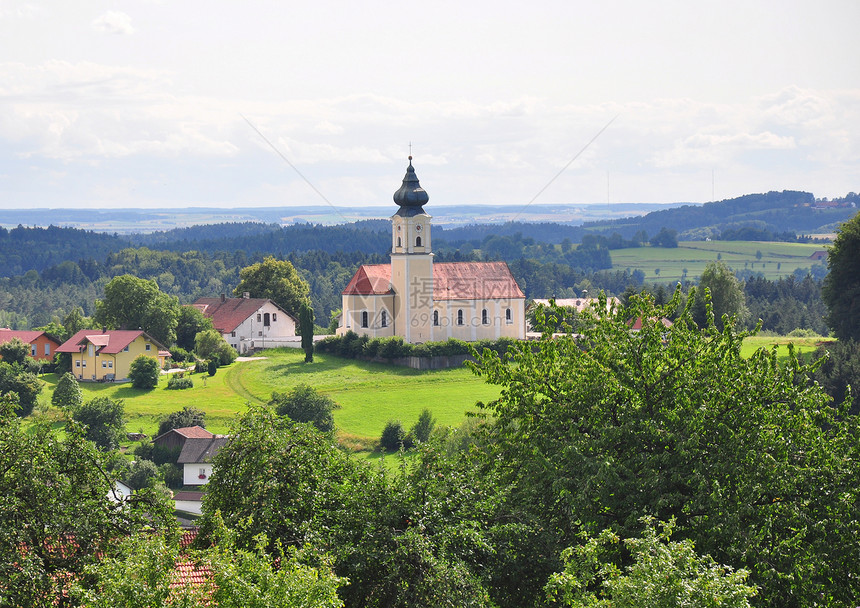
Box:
[390,156,433,342]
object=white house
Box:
[177,436,229,486]
[192,294,298,353]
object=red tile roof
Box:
[0,329,56,345]
[343,262,524,300]
[153,426,214,443]
[342,264,393,296]
[434,262,524,300]
[192,298,296,334]
[56,329,167,354]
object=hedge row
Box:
[315,331,520,360]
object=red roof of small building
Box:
[342,265,393,295]
[0,329,51,345]
[56,329,167,354]
[192,297,296,334]
[153,426,215,443]
[342,262,525,300]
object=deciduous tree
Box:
[157,406,206,437]
[270,384,337,432]
[0,337,29,365]
[233,256,311,319]
[73,396,126,450]
[692,261,748,330]
[175,305,214,352]
[469,291,860,606]
[822,211,860,341]
[94,274,180,346]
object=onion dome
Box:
[393,156,429,212]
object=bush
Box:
[125,458,159,490]
[166,374,193,390]
[380,420,405,451]
[72,396,125,450]
[217,344,237,366]
[169,346,191,364]
[207,359,218,377]
[195,359,208,374]
[270,384,339,432]
[128,355,160,389]
[52,371,83,410]
[160,463,184,489]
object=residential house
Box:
[56,329,170,381]
[338,158,527,343]
[0,329,61,362]
[192,295,298,354]
[152,425,214,462]
[177,435,229,486]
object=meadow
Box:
[610,240,826,283]
[38,348,501,451]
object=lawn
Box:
[610,240,825,283]
[739,335,833,360]
[38,349,501,451]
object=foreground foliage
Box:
[470,290,860,607]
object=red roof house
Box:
[0,329,62,362]
[56,329,169,381]
[192,295,297,354]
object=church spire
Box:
[393,156,429,213]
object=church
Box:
[338,158,526,343]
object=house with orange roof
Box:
[338,158,526,343]
[192,295,297,354]
[0,329,61,362]
[56,329,170,382]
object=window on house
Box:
[108,361,113,368]
[231,331,236,337]
[482,309,489,324]
[361,311,369,328]
[433,310,439,326]
[82,360,86,367]
[381,310,387,327]
[416,236,422,247]
[102,361,107,368]
[44,343,50,356]
[263,313,270,327]
[506,308,512,324]
[272,314,277,322]
[258,331,262,337]
[76,360,80,368]
[457,310,464,326]
[88,345,94,357]
[145,344,151,351]
[31,345,36,357]
[257,313,262,322]
[123,345,129,352]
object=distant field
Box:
[739,335,833,360]
[610,240,826,283]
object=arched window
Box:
[482,308,489,324]
[433,310,439,326]
[416,236,422,247]
[457,309,464,326]
[397,236,401,247]
[505,308,512,323]
[381,310,387,327]
[361,311,368,328]
[263,312,271,327]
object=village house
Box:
[192,295,298,354]
[177,435,229,486]
[56,329,170,382]
[0,329,61,362]
[338,158,526,343]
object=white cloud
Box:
[92,11,134,35]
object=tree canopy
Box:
[822,210,860,341]
[0,337,29,365]
[72,396,126,450]
[270,384,337,432]
[94,274,180,346]
[469,291,860,607]
[692,260,748,330]
[233,256,311,319]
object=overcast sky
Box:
[1,0,857,211]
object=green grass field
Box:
[35,335,832,453]
[38,349,500,451]
[610,240,826,283]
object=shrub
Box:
[52,371,83,411]
[270,384,339,432]
[166,374,193,390]
[125,459,159,490]
[128,355,160,389]
[169,346,191,364]
[207,359,218,376]
[160,463,184,489]
[0,338,29,365]
[195,359,208,374]
[378,337,410,359]
[217,344,237,366]
[410,408,436,445]
[72,396,125,450]
[380,420,405,451]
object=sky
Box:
[0,0,858,212]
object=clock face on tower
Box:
[415,224,422,232]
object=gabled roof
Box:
[56,329,166,354]
[0,329,60,346]
[192,297,296,334]
[177,436,229,464]
[343,262,525,300]
[342,264,393,296]
[152,426,214,444]
[434,262,525,300]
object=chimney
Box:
[220,293,226,303]
[243,292,250,299]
